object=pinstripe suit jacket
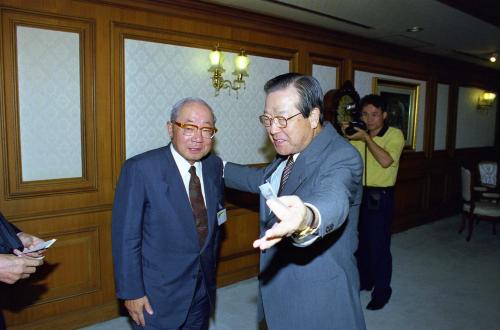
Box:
[225,123,366,330]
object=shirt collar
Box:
[279,153,300,162]
[170,144,202,174]
[371,124,389,137]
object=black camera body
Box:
[344,103,367,136]
[345,120,367,136]
[325,80,367,136]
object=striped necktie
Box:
[278,155,295,196]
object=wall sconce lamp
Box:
[208,46,250,96]
[477,92,497,111]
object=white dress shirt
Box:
[170,144,206,207]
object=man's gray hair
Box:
[170,97,217,124]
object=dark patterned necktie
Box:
[278,155,295,196]
[189,166,208,247]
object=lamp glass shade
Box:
[209,50,224,66]
[483,92,496,101]
[234,54,249,72]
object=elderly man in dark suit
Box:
[112,98,225,329]
[224,73,366,329]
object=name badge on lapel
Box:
[217,208,227,226]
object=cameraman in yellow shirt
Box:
[343,94,404,311]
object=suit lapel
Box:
[161,146,199,245]
[265,157,285,182]
[279,157,307,197]
[201,157,218,251]
[276,124,336,198]
[263,157,287,226]
[262,125,336,228]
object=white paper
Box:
[259,182,287,208]
[23,238,56,253]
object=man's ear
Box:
[382,111,388,121]
[309,108,320,128]
[167,121,174,138]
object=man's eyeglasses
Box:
[173,121,218,139]
[258,112,302,128]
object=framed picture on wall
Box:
[372,78,420,149]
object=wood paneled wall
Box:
[0,0,498,328]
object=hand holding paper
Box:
[253,195,308,250]
[14,238,56,259]
[23,238,56,253]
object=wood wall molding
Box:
[1,210,114,328]
[309,53,343,87]
[352,60,429,82]
[7,300,120,330]
[0,9,97,198]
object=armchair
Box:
[475,161,500,201]
[459,167,500,241]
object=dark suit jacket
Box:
[0,213,23,254]
[225,123,366,330]
[112,145,224,328]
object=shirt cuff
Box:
[291,202,322,247]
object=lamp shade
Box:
[234,51,249,73]
[482,92,496,101]
[209,49,224,66]
[477,91,497,110]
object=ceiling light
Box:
[489,54,497,63]
[406,26,423,33]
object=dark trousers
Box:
[356,186,394,303]
[182,273,210,330]
[0,311,5,330]
[133,273,210,330]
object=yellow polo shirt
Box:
[350,126,405,187]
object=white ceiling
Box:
[203,0,500,71]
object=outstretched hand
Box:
[253,196,308,250]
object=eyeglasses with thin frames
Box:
[173,121,218,139]
[259,112,302,128]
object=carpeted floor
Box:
[82,215,500,330]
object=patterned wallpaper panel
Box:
[354,71,427,152]
[435,84,449,151]
[124,39,289,163]
[312,65,337,94]
[17,26,82,181]
[455,87,497,148]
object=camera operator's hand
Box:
[343,123,395,168]
[340,122,350,137]
[342,123,369,142]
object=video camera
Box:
[324,80,367,136]
[344,103,367,136]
